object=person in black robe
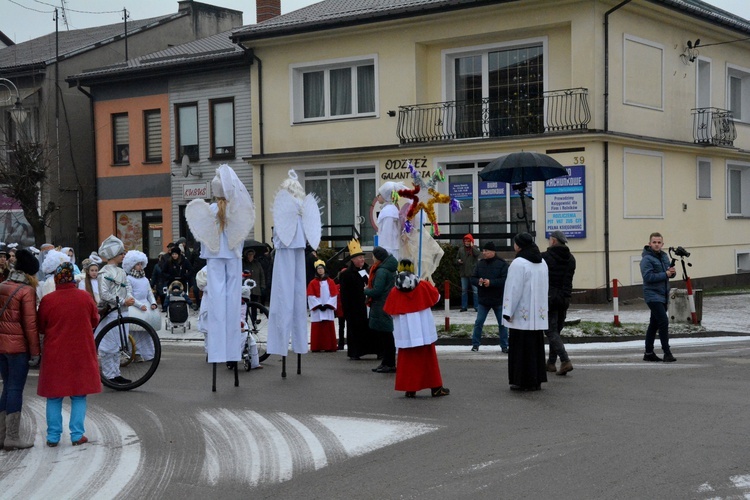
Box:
[339,240,379,359]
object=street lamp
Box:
[0,77,28,124]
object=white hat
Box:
[98,235,125,261]
[195,266,208,291]
[42,249,71,276]
[122,250,148,274]
[378,181,407,202]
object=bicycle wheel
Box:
[247,302,270,362]
[95,316,162,391]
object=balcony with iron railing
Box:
[692,107,737,146]
[396,88,591,144]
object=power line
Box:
[7,0,54,13]
[32,0,122,15]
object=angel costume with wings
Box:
[186,165,254,363]
[266,170,322,356]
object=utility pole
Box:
[123,8,130,61]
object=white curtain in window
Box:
[330,67,352,116]
[212,101,234,151]
[304,71,324,118]
[357,65,375,113]
[179,106,198,146]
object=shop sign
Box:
[544,166,586,238]
[183,182,209,200]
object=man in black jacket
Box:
[541,230,576,375]
[470,241,509,353]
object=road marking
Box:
[0,397,141,499]
[197,409,440,486]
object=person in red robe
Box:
[307,260,339,352]
[384,259,449,398]
[36,261,101,447]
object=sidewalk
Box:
[156,293,750,343]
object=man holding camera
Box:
[640,232,677,362]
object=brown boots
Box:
[3,412,34,450]
[557,360,574,376]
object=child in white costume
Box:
[376,181,407,260]
[96,235,136,384]
[266,170,322,356]
[123,250,158,361]
[186,164,254,364]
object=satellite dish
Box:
[181,155,202,178]
[181,155,190,178]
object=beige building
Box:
[233,0,750,299]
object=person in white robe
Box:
[502,232,549,391]
[96,235,136,384]
[186,164,254,364]
[123,250,158,361]
[266,170,322,357]
[376,181,407,260]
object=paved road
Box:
[2,338,750,499]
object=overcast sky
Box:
[2,0,750,44]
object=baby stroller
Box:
[164,280,191,333]
[240,277,270,370]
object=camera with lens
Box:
[669,246,690,258]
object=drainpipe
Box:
[75,82,97,255]
[604,0,632,301]
[250,50,267,242]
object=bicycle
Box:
[95,296,162,391]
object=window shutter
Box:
[146,111,162,160]
[114,115,129,145]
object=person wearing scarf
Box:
[307,260,339,352]
[364,246,398,373]
[37,261,101,447]
[384,260,449,398]
[502,233,549,391]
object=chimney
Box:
[257,0,281,23]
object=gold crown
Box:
[397,259,415,274]
[314,259,326,268]
[347,239,364,256]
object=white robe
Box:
[96,264,134,379]
[307,280,337,322]
[127,275,158,359]
[392,309,438,349]
[502,257,549,331]
[377,203,400,259]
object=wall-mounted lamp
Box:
[387,110,396,117]
[680,39,701,65]
[0,77,28,124]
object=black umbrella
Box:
[478,152,569,232]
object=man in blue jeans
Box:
[640,232,677,362]
[456,234,480,312]
[470,242,509,352]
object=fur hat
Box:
[98,235,125,260]
[514,232,535,250]
[482,241,496,252]
[170,280,184,293]
[395,260,419,291]
[372,246,389,262]
[14,249,39,275]
[123,250,148,274]
[42,249,71,276]
[170,246,181,256]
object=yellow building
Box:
[233,0,750,299]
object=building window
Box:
[292,56,377,122]
[210,98,235,158]
[112,113,129,165]
[727,163,750,217]
[445,39,546,138]
[697,158,711,199]
[144,110,162,162]
[727,65,750,122]
[175,103,198,161]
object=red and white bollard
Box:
[444,280,451,332]
[685,277,699,325]
[612,279,621,327]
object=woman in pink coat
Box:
[37,261,101,447]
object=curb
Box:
[435,331,749,346]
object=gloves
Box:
[324,304,336,311]
[28,355,41,367]
[312,305,323,311]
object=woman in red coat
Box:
[37,262,101,447]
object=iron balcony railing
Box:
[397,88,591,144]
[692,107,737,146]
